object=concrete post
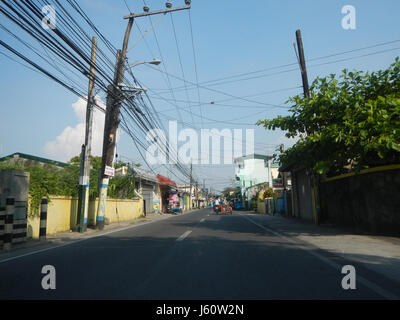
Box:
[4,198,14,251]
[0,207,5,247]
[39,198,48,241]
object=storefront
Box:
[133,167,160,215]
[157,174,177,213]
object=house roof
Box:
[234,153,274,163]
[0,152,69,168]
[157,174,177,187]
[132,166,158,183]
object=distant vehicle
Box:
[234,201,244,210]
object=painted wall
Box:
[319,166,400,236]
[257,200,266,215]
[28,196,143,239]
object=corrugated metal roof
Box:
[132,166,158,183]
[0,152,69,168]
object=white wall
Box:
[237,158,269,188]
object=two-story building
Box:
[234,153,280,207]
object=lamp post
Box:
[127,59,161,69]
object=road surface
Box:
[0,208,398,299]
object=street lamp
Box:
[127,59,162,69]
[120,59,162,92]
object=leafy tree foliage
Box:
[257,58,400,176]
[222,186,241,200]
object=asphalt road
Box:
[0,208,398,299]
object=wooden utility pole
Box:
[77,36,97,233]
[295,29,320,225]
[295,29,310,99]
[97,19,133,230]
[96,4,191,229]
[189,161,193,209]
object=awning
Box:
[157,174,177,187]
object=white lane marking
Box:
[200,218,205,222]
[239,213,399,300]
[176,230,192,242]
[0,213,190,264]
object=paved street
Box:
[1,208,399,299]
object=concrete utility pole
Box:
[268,158,273,189]
[77,36,97,233]
[97,3,191,229]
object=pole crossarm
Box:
[123,5,191,19]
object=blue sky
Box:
[0,0,399,191]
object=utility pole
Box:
[77,36,97,233]
[203,179,205,207]
[195,182,199,209]
[97,18,134,230]
[97,3,191,229]
[189,161,193,209]
[294,29,320,224]
[268,158,273,189]
[295,29,310,99]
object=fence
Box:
[319,164,400,236]
[0,197,27,250]
[27,195,144,239]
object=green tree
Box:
[222,186,241,201]
[257,58,400,176]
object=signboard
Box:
[153,201,161,213]
[104,166,115,177]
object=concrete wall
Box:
[257,200,266,214]
[319,165,400,236]
[88,198,143,226]
[294,169,314,221]
[28,196,144,239]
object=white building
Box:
[234,154,279,189]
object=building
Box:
[176,185,192,211]
[234,154,280,189]
[132,167,160,215]
[157,174,177,213]
[234,154,280,207]
[0,152,69,169]
[279,165,315,222]
[114,165,161,215]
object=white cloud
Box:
[43,96,107,162]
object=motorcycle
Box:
[213,204,220,214]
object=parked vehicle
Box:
[171,201,183,214]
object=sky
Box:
[0,0,400,193]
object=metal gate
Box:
[142,183,154,214]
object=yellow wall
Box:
[257,200,266,214]
[27,196,144,239]
[88,198,144,226]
